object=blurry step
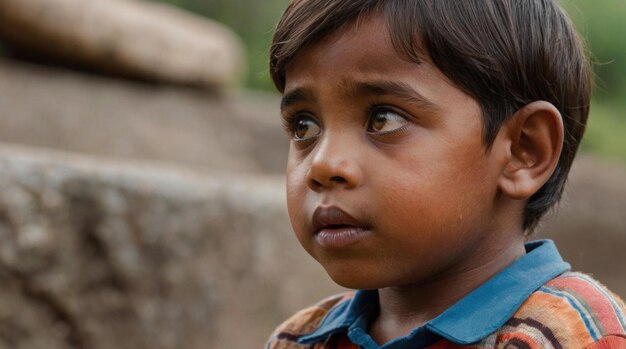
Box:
[0,58,286,174]
[0,0,245,88]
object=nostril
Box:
[311,178,324,188]
[330,176,346,184]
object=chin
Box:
[323,265,392,290]
[328,275,379,290]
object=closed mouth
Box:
[311,207,370,248]
[311,206,366,233]
[324,224,354,229]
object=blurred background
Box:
[0,0,623,348]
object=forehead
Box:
[285,15,405,84]
[282,14,467,110]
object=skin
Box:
[280,13,564,345]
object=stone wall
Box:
[0,144,342,349]
[0,58,287,174]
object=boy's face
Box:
[282,15,509,289]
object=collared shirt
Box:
[266,240,626,349]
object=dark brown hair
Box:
[270,0,591,232]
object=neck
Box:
[369,234,526,345]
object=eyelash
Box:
[281,111,301,134]
[281,104,409,137]
[366,105,410,133]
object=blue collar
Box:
[298,239,570,348]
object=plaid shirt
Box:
[266,240,626,349]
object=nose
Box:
[306,134,362,191]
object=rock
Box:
[0,58,287,174]
[0,0,244,88]
[0,144,342,349]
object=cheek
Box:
[285,156,313,246]
[372,153,492,237]
[285,148,304,204]
[377,183,457,239]
[285,180,299,221]
[286,171,304,223]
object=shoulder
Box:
[264,292,355,349]
[487,272,626,349]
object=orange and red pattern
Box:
[266,272,626,349]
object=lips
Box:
[312,206,361,231]
[311,206,370,248]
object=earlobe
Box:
[498,101,564,200]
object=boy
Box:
[266,1,626,348]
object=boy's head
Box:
[270,0,590,288]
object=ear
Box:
[497,101,564,200]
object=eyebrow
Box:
[280,79,440,112]
[347,80,440,111]
[280,88,314,111]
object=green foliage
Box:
[153,0,625,160]
[582,102,626,162]
[561,0,626,160]
[562,0,626,104]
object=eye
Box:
[293,116,321,140]
[367,107,409,133]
